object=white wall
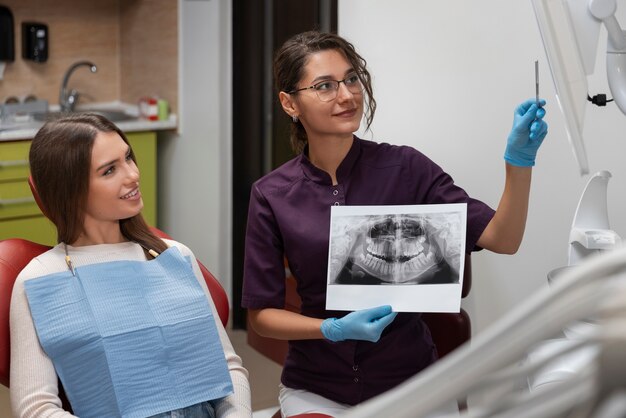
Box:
[159,0,233,301]
[339,0,626,334]
[157,0,626,332]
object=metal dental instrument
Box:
[535,60,539,106]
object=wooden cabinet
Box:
[0,132,157,246]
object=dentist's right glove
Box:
[504,98,548,167]
[321,305,398,343]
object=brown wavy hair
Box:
[274,31,377,154]
[29,113,167,258]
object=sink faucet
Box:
[59,61,97,112]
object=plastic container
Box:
[138,97,158,121]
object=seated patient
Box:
[10,114,251,418]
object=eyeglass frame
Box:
[287,72,363,102]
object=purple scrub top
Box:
[242,136,495,405]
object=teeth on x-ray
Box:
[355,215,440,283]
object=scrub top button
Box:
[353,365,359,371]
[353,377,359,383]
[334,202,340,206]
[333,190,338,196]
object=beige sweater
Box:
[10,240,252,418]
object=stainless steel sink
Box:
[33,110,136,123]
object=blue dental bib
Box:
[24,246,233,418]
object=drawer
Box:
[0,132,157,229]
[0,215,56,246]
[0,141,31,182]
[0,179,40,220]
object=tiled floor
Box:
[227,327,283,413]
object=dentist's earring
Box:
[292,115,299,123]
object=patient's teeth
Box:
[369,242,377,256]
[399,241,407,257]
[369,258,377,271]
[384,241,392,258]
[355,216,447,283]
[370,257,378,269]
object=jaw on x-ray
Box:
[332,214,459,285]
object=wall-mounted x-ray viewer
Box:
[532,0,626,176]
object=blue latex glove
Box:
[504,99,548,167]
[321,305,398,342]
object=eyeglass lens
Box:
[315,76,363,102]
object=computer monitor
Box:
[531,0,602,175]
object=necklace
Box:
[63,242,160,276]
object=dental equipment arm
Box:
[588,0,626,114]
[532,0,626,174]
[341,245,626,418]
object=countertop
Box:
[0,101,177,142]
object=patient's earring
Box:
[292,115,299,123]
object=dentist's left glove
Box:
[321,305,398,343]
[504,98,548,167]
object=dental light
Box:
[532,0,626,176]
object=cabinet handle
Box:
[0,197,35,206]
[0,159,29,168]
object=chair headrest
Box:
[0,239,51,387]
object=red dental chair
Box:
[0,177,230,412]
[0,231,230,384]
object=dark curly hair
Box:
[274,31,377,154]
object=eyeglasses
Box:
[288,72,363,102]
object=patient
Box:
[10,114,252,418]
